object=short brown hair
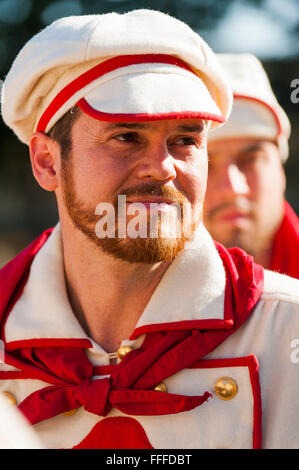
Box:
[47,106,81,159]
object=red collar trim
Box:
[129,277,234,340]
[0,228,54,342]
[5,338,92,352]
[1,229,263,350]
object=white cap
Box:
[1,9,233,145]
[208,53,291,162]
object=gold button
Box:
[1,391,17,406]
[63,408,78,416]
[117,345,133,360]
[214,377,238,400]
[154,382,168,393]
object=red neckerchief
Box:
[0,229,264,425]
[270,201,299,279]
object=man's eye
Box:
[238,152,264,167]
[113,132,139,143]
[174,136,197,146]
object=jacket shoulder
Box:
[262,269,299,305]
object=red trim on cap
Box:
[77,97,225,123]
[234,93,283,136]
[36,54,204,133]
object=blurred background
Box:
[0,0,298,267]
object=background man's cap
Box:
[1,9,233,145]
[208,53,291,162]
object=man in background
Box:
[204,53,299,278]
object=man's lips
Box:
[217,209,251,222]
[207,199,253,222]
[126,197,178,208]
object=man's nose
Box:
[220,164,249,195]
[135,142,177,183]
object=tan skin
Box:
[204,137,286,268]
[29,114,208,353]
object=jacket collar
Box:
[4,223,227,347]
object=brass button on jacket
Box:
[63,408,78,417]
[154,382,168,393]
[1,391,17,406]
[214,377,238,400]
[117,345,133,360]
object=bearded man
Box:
[0,11,299,449]
[204,53,299,278]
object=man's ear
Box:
[29,132,61,191]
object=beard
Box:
[61,158,198,264]
[204,197,272,257]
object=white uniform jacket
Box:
[0,224,299,449]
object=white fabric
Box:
[208,98,278,141]
[209,53,291,161]
[4,223,226,347]
[1,227,299,448]
[0,395,44,449]
[1,9,232,144]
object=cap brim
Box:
[77,62,224,123]
[208,97,280,142]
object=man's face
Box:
[56,112,208,263]
[204,137,286,256]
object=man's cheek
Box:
[187,181,206,208]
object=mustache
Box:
[206,197,253,219]
[115,184,188,205]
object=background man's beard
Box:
[204,198,261,255]
[213,225,271,258]
[61,164,197,264]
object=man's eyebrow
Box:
[104,122,149,131]
[103,122,205,132]
[175,124,205,133]
[207,142,266,159]
[238,142,266,153]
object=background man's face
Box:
[204,137,286,256]
[55,113,209,263]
